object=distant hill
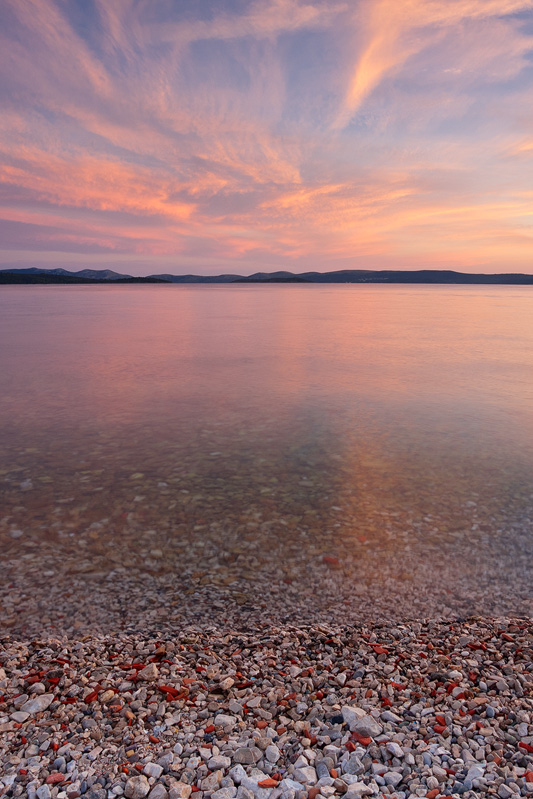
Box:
[2,266,533,285]
[2,267,133,280]
[0,272,167,285]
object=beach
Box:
[2,285,533,797]
[1,618,532,799]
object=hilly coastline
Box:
[2,266,533,284]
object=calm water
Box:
[1,284,532,632]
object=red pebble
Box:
[352,732,371,746]
[524,771,533,782]
[322,556,340,566]
[426,790,439,799]
[258,779,278,788]
[256,721,268,729]
[519,742,533,754]
[19,769,27,776]
[149,735,160,743]
[346,741,356,752]
[46,774,65,785]
[434,725,447,734]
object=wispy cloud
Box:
[0,0,532,273]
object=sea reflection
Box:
[0,284,532,634]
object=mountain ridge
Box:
[2,267,533,285]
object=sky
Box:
[1,0,533,276]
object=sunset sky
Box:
[1,0,533,275]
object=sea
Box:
[1,284,532,631]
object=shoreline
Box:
[1,617,532,799]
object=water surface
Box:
[1,284,532,634]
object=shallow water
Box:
[1,284,532,633]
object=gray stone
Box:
[344,784,373,798]
[11,710,30,723]
[386,742,404,759]
[265,744,280,763]
[212,790,237,799]
[234,748,257,765]
[144,763,164,779]
[351,714,383,738]
[384,772,402,787]
[125,776,151,799]
[341,706,366,729]
[380,711,402,724]
[208,755,231,770]
[148,787,169,799]
[343,756,364,775]
[215,713,238,729]
[21,693,54,714]
[316,761,330,779]
[292,767,317,785]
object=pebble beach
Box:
[2,431,533,799]
[2,287,533,799]
[1,619,533,799]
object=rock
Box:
[351,714,382,738]
[384,772,402,787]
[212,790,237,799]
[343,756,364,775]
[380,710,402,724]
[11,710,30,722]
[215,713,238,729]
[36,787,51,799]
[386,742,404,758]
[144,763,164,779]
[201,770,223,792]
[229,699,243,715]
[138,663,159,681]
[344,783,373,797]
[148,787,169,799]
[208,755,231,770]
[265,744,280,763]
[234,747,257,765]
[230,765,247,784]
[293,767,317,785]
[169,784,192,799]
[341,706,366,729]
[20,694,54,714]
[125,776,151,799]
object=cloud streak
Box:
[0,0,532,273]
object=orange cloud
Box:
[333,0,532,128]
